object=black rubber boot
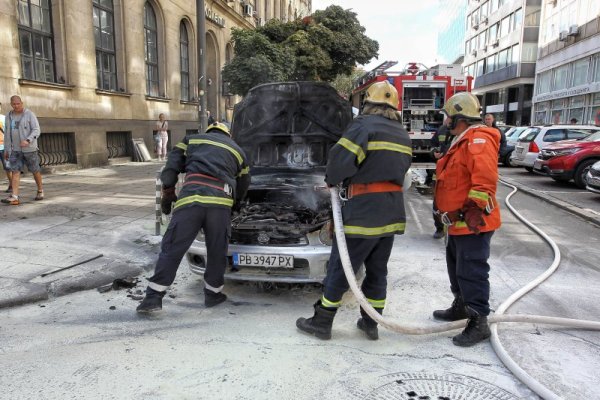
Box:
[204,288,227,308]
[357,307,383,340]
[433,293,468,321]
[452,307,491,347]
[136,287,165,313]
[296,301,337,340]
[432,228,445,239]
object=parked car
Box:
[585,160,600,194]
[498,126,527,167]
[185,82,353,283]
[533,130,600,188]
[510,125,599,171]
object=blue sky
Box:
[311,0,442,73]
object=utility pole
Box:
[196,0,207,133]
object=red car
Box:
[533,131,600,188]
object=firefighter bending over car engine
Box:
[433,92,501,346]
[296,81,412,340]
[137,122,250,313]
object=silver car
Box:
[510,125,598,171]
[186,82,353,283]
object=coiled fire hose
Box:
[329,185,600,399]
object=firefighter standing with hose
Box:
[433,92,501,346]
[137,122,250,313]
[296,81,412,340]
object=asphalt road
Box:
[499,165,600,214]
[1,184,598,399]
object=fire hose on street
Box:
[329,183,600,400]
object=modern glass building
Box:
[462,0,541,126]
[532,0,600,126]
[437,0,468,64]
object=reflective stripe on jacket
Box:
[161,131,250,211]
[434,124,501,235]
[326,114,412,239]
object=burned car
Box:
[186,82,353,283]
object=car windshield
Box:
[518,127,540,142]
[581,131,600,142]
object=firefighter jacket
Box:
[162,130,250,211]
[434,124,502,235]
[326,114,412,239]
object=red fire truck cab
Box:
[352,61,474,156]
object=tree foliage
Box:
[222,6,378,95]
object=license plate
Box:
[533,159,542,170]
[233,253,294,268]
[516,147,524,155]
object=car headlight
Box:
[319,221,333,246]
[548,148,581,156]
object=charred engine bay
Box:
[232,187,331,244]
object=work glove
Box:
[461,199,486,234]
[161,187,177,215]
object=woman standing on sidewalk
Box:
[155,113,169,161]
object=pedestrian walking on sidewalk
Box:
[295,81,412,341]
[137,122,250,313]
[432,92,501,347]
[2,96,44,206]
[0,102,13,193]
[154,113,169,161]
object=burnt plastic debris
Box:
[97,277,139,293]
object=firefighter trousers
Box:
[323,235,394,305]
[147,205,231,293]
[445,231,494,316]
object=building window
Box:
[144,2,159,96]
[500,16,510,37]
[18,0,55,82]
[476,59,485,77]
[488,23,498,43]
[537,71,552,94]
[93,0,117,91]
[497,48,509,69]
[592,54,600,82]
[553,64,570,91]
[551,99,568,124]
[571,58,589,87]
[486,54,496,73]
[534,101,549,124]
[480,1,488,18]
[586,93,600,125]
[180,22,190,101]
[568,96,585,123]
[512,8,522,31]
[490,0,498,14]
[522,43,537,62]
[479,31,487,50]
[512,44,520,64]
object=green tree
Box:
[330,68,367,100]
[222,5,378,95]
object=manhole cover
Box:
[365,372,519,400]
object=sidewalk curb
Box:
[0,278,49,309]
[499,175,600,228]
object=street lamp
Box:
[197,0,207,133]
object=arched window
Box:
[180,22,190,101]
[144,2,159,96]
[93,0,117,91]
[18,0,55,82]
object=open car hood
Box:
[231,82,353,171]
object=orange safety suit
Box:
[434,124,502,235]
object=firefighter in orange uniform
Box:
[432,92,501,346]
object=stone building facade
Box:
[0,0,311,169]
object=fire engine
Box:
[352,61,473,157]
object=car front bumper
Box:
[186,230,330,283]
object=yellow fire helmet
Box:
[206,121,231,136]
[364,80,399,110]
[441,92,482,121]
